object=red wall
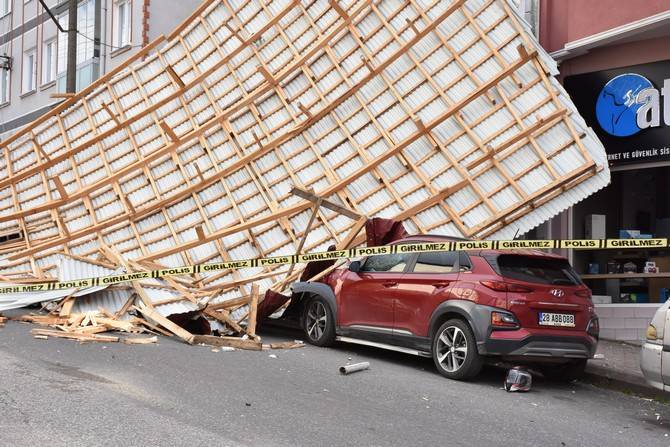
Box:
[539,0,670,53]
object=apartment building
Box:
[0,0,199,138]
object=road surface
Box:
[0,320,667,446]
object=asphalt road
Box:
[0,320,669,447]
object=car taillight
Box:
[491,311,519,328]
[480,281,532,293]
[587,317,599,339]
[575,289,592,298]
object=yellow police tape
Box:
[1,238,667,295]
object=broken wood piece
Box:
[133,303,194,344]
[31,328,119,343]
[269,341,305,349]
[12,314,70,326]
[290,186,361,220]
[122,336,158,345]
[33,335,48,340]
[192,334,262,351]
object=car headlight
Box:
[646,324,658,340]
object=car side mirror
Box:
[349,260,361,273]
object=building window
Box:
[43,40,56,84]
[115,0,131,48]
[0,67,9,104]
[0,0,11,17]
[23,49,37,93]
[57,0,95,74]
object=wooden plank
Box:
[291,186,361,220]
[122,336,158,345]
[30,328,119,342]
[270,341,305,349]
[192,334,262,351]
[59,296,76,318]
[165,65,186,88]
[133,303,194,344]
[247,284,259,337]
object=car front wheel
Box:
[432,319,483,380]
[302,296,335,347]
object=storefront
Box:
[559,60,670,339]
[563,60,670,304]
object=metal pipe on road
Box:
[339,362,370,375]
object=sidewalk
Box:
[583,339,665,398]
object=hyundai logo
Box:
[550,289,565,298]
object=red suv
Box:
[288,235,599,381]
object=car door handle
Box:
[382,282,398,288]
[432,282,450,289]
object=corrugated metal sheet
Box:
[0,0,609,315]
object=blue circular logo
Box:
[595,73,653,137]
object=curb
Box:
[583,363,668,401]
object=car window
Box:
[360,253,411,272]
[459,251,471,271]
[411,251,457,273]
[496,255,582,285]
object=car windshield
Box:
[497,255,582,286]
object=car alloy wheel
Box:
[436,325,468,372]
[305,300,328,341]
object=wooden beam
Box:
[53,177,68,200]
[258,66,277,86]
[192,334,262,351]
[291,186,361,220]
[165,65,185,88]
[247,284,259,338]
[159,121,179,142]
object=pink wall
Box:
[539,0,670,53]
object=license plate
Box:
[539,312,575,327]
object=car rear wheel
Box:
[540,359,587,381]
[302,296,335,347]
[433,319,483,380]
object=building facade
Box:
[0,0,199,138]
[538,0,670,340]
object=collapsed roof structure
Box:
[0,0,609,340]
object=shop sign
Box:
[564,60,670,165]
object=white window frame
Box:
[23,48,37,93]
[0,66,9,104]
[0,0,11,17]
[42,39,56,85]
[115,0,131,48]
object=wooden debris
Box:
[133,303,195,344]
[192,334,262,351]
[122,336,158,345]
[269,341,305,350]
[31,328,119,343]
